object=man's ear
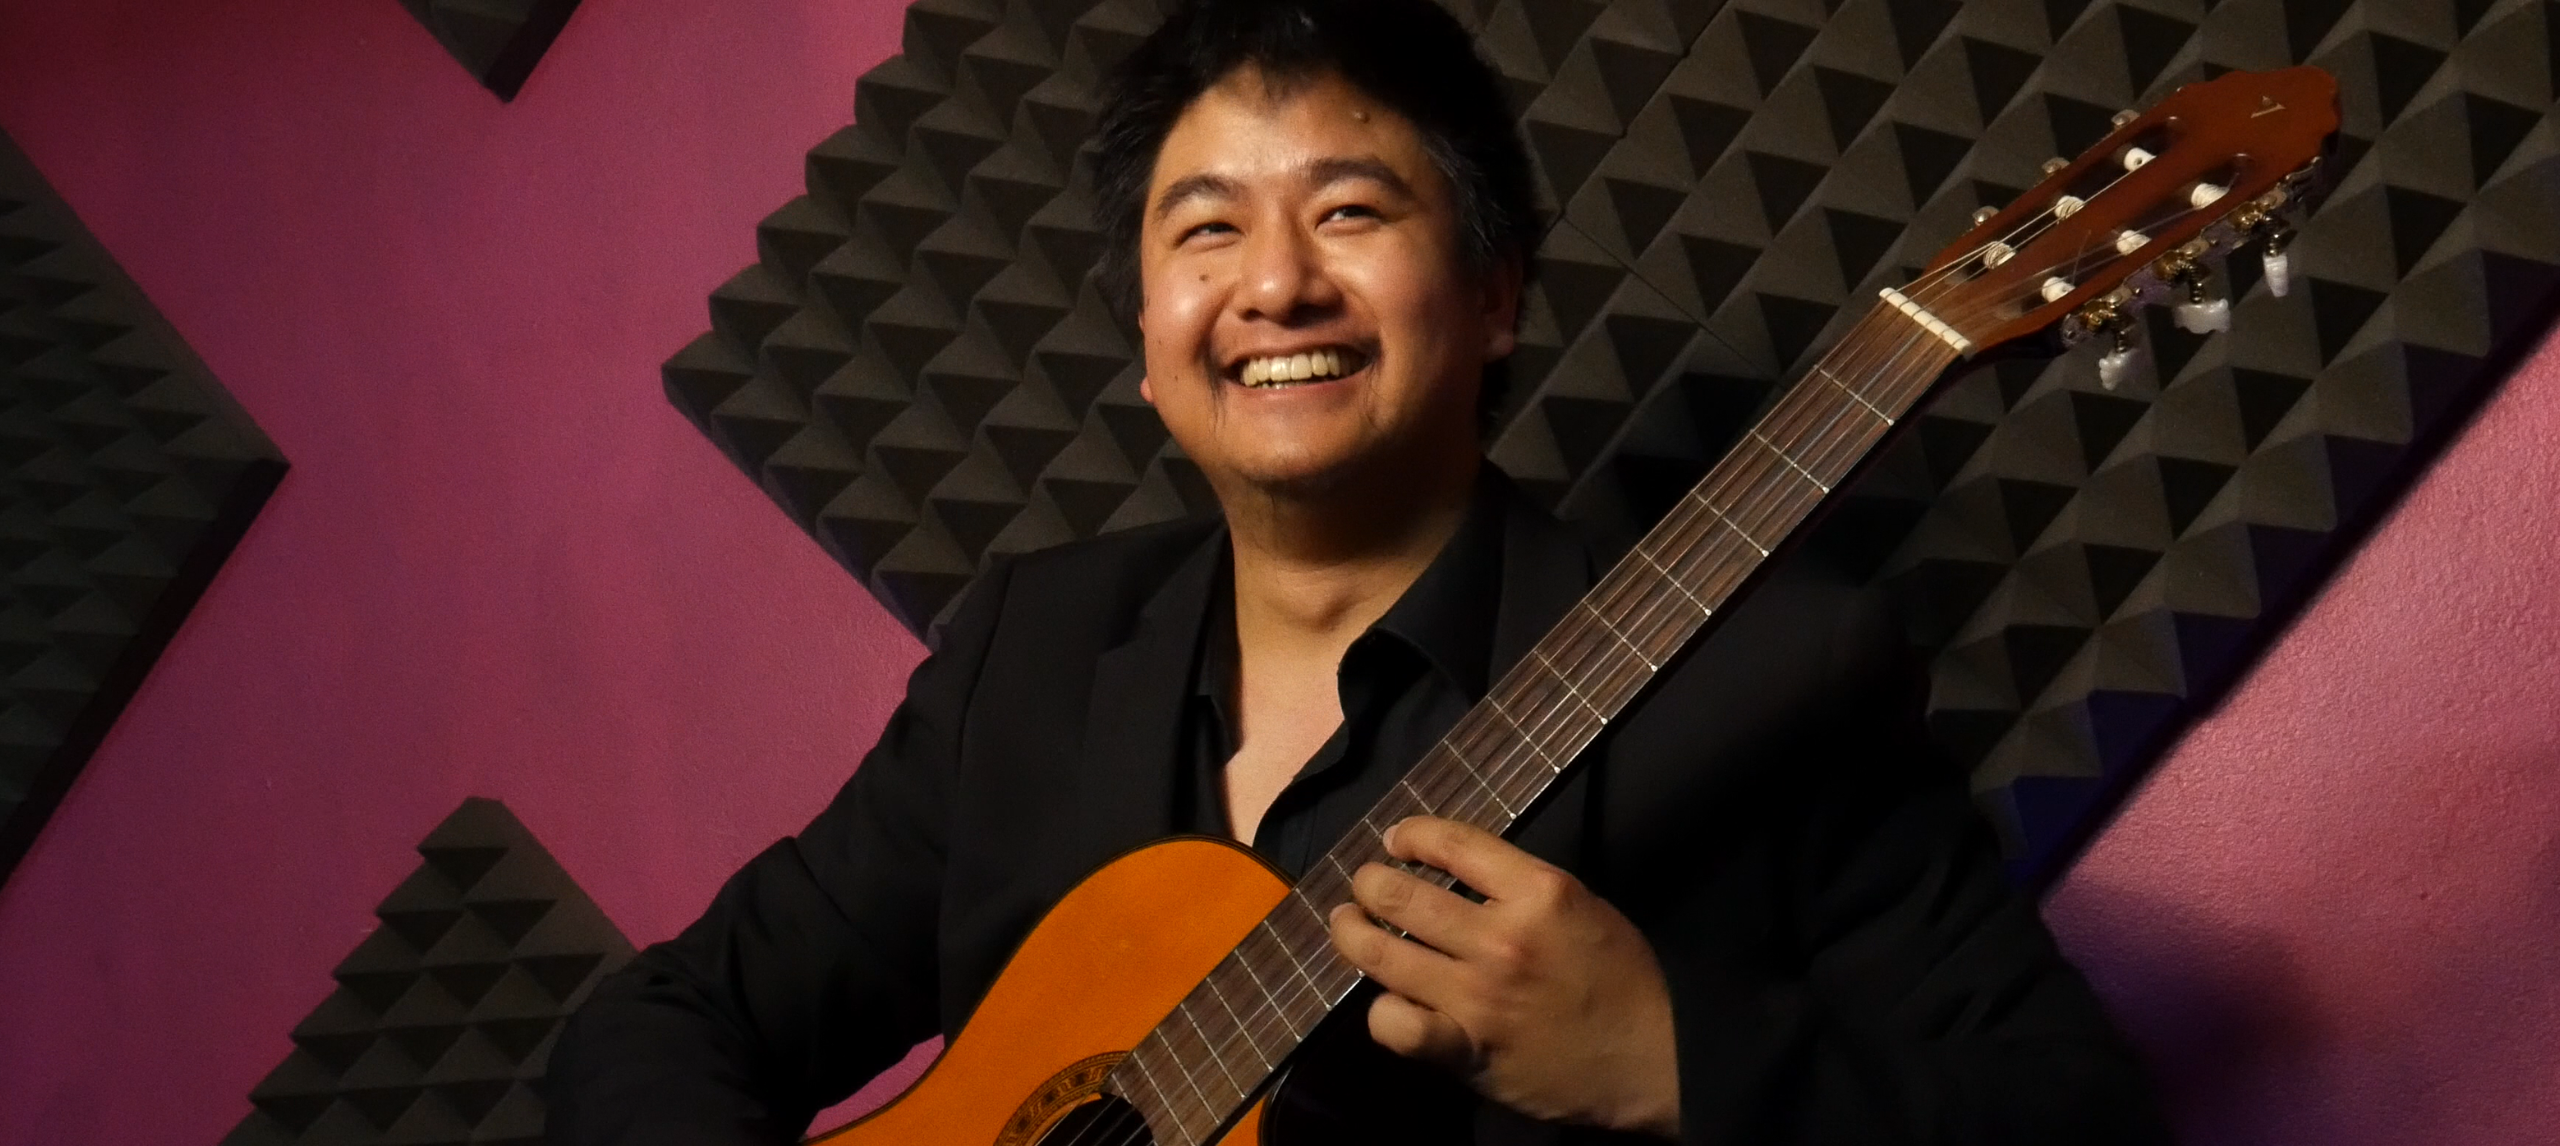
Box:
[1482,257,1524,361]
[1140,375,1157,404]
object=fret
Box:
[1257,919,1332,1003]
[1358,772,1435,839]
[1481,692,1561,773]
[1543,611,1638,709]
[1125,1044,1198,1146]
[1245,922,1325,1012]
[1677,515,1764,604]
[1529,647,1607,724]
[1629,542,1715,623]
[1441,740,1518,819]
[1747,428,1831,493]
[1284,887,1336,952]
[1718,465,1825,554]
[1201,971,1277,1069]
[1395,775,1446,828]
[1499,667,1594,760]
[1152,1023,1218,1119]
[1174,1002,1247,1099]
[1700,493,1772,556]
[1320,849,1361,891]
[1439,745,1521,826]
[1816,364,1895,426]
[1578,597,1661,672]
[1223,946,1305,1041]
[1607,574,1705,667]
[1781,384,1897,488]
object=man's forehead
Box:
[1146,72,1437,203]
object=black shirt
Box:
[1174,473,1509,871]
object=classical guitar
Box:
[808,65,2339,1146]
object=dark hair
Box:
[1088,0,1538,331]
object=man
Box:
[551,0,2166,1141]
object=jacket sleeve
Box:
[545,562,1016,1146]
[1655,594,2170,1145]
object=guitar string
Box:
[1117,296,1994,1142]
[1092,302,1958,1145]
[1072,149,2245,1142]
[1070,316,1938,1146]
[1092,308,1948,1146]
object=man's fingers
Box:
[1365,989,1479,1073]
[1350,858,1485,955]
[1327,902,1462,1007]
[1386,815,1573,907]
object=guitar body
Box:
[809,837,1288,1146]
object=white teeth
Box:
[1238,349,1359,386]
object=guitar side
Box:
[807,836,1290,1146]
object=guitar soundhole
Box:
[1031,1095,1153,1146]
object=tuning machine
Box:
[2230,186,2299,299]
[2156,242,2230,334]
[2258,225,2296,298]
[2075,289,2143,390]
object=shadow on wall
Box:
[2065,810,2560,1145]
[2060,881,2322,1143]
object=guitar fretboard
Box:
[1109,303,1964,1146]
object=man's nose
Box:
[1235,219,1339,322]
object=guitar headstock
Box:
[1898,66,2340,360]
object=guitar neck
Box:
[1110,300,1963,1145]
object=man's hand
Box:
[1325,816,1681,1137]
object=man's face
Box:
[1136,68,1518,500]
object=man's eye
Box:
[1324,204,1381,223]
[1180,221,1236,242]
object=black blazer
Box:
[549,479,2165,1145]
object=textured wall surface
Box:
[0,2,2553,1145]
[0,132,286,883]
[0,1,920,1142]
[663,0,2560,886]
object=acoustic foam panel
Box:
[665,0,2560,886]
[397,0,585,101]
[0,130,288,886]
[220,798,636,1146]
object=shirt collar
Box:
[1194,468,1513,704]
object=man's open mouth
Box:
[1229,346,1373,388]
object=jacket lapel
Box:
[1489,482,1607,873]
[1056,525,1229,870]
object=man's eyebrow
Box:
[1150,157,1419,222]
[1305,156,1416,199]
[1152,172,1241,222]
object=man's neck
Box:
[1222,451,1479,657]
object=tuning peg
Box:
[2260,227,2295,298]
[2098,322,2142,390]
[2042,157,2070,176]
[2172,266,2230,334]
[2075,294,2140,391]
[1973,206,1999,226]
[2111,109,2140,128]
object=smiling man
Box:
[550,1,2165,1142]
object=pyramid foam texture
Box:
[667,0,2560,886]
[397,0,584,101]
[219,798,637,1146]
[0,130,288,885]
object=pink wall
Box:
[0,1,2551,1143]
